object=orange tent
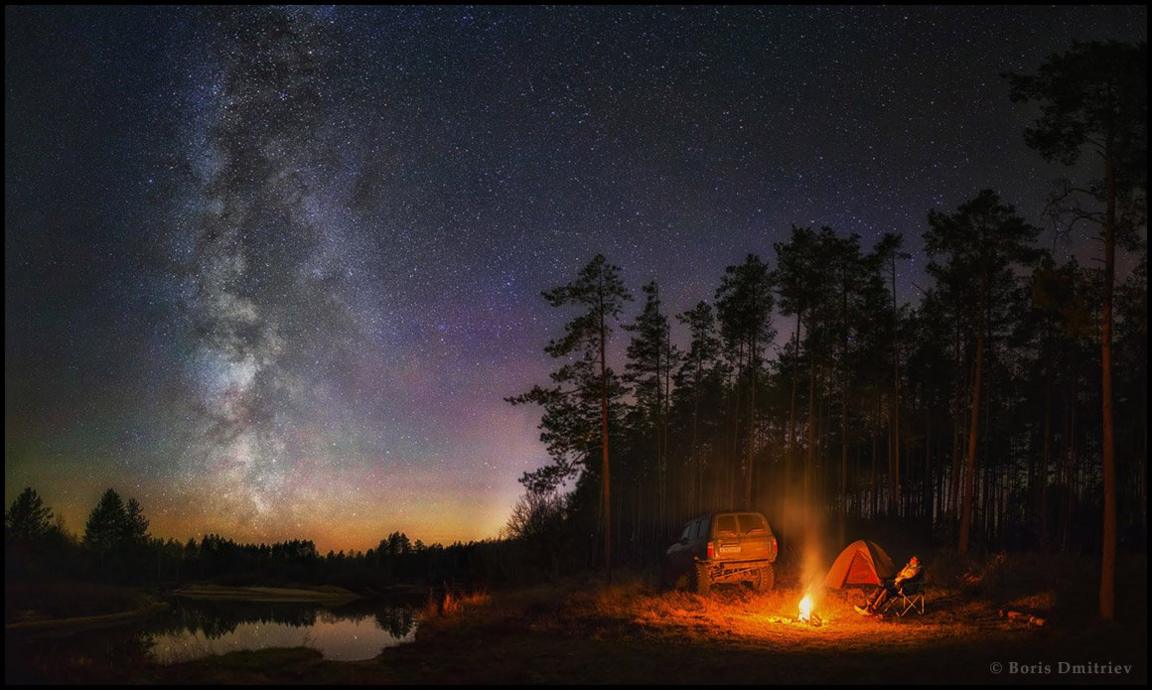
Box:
[823,540,896,589]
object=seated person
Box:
[855,555,920,615]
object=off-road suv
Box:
[663,511,778,594]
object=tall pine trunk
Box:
[889,254,902,517]
[871,395,880,518]
[1060,375,1077,552]
[690,359,702,514]
[949,321,964,520]
[1099,153,1117,620]
[959,278,987,555]
[805,353,818,527]
[747,333,757,509]
[1040,376,1052,545]
[786,313,802,503]
[598,280,612,584]
[840,267,850,541]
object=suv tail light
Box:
[706,540,715,559]
[770,536,778,559]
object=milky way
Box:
[5,6,1146,549]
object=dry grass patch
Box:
[423,588,491,618]
[431,575,1040,654]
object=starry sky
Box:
[5,6,1146,551]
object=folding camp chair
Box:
[880,571,925,617]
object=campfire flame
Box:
[798,593,813,622]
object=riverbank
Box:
[5,582,361,635]
[7,561,1145,684]
[5,582,162,630]
[159,575,1147,684]
[5,600,170,634]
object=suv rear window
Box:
[714,514,738,536]
[737,513,767,534]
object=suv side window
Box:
[681,523,693,541]
[696,517,708,539]
[714,514,738,536]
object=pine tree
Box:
[125,498,151,544]
[674,302,723,515]
[925,190,1040,555]
[715,254,774,509]
[83,489,129,555]
[624,280,680,551]
[1005,39,1147,621]
[5,487,53,542]
[508,255,631,582]
[874,233,911,517]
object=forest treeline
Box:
[505,41,1147,618]
[4,487,527,590]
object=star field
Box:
[5,6,1146,550]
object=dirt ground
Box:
[162,577,1147,684]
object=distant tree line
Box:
[508,41,1146,618]
[5,487,535,590]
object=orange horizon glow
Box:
[45,502,510,554]
[9,474,520,554]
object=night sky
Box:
[5,6,1146,551]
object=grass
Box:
[383,580,1136,683]
[423,587,491,618]
[412,577,1024,653]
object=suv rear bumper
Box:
[698,558,773,580]
[695,557,774,566]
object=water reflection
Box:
[148,598,418,664]
[4,595,420,682]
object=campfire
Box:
[766,592,824,628]
[798,594,814,622]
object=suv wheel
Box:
[753,565,775,592]
[693,562,712,595]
